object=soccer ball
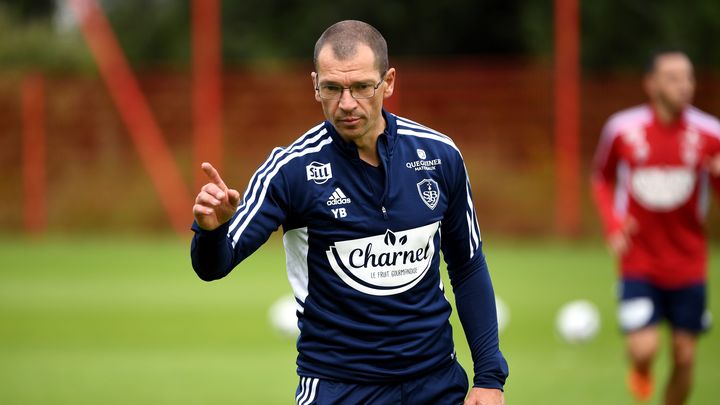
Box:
[495,295,510,333]
[268,294,300,338]
[556,300,600,343]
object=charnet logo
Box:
[325,222,440,296]
[306,161,333,184]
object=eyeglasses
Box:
[315,72,387,100]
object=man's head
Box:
[312,20,395,144]
[644,49,695,115]
[313,20,389,75]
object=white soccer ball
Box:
[495,295,510,333]
[556,300,600,343]
[268,294,299,338]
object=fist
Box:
[607,216,638,257]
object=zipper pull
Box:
[381,206,388,219]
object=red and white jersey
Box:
[591,104,720,288]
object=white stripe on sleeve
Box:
[231,137,333,248]
[228,127,328,237]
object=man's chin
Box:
[336,129,363,142]
[334,124,365,139]
[671,104,692,117]
[673,97,692,110]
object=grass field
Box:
[1,235,719,404]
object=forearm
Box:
[451,254,509,389]
[590,174,622,236]
[190,221,235,281]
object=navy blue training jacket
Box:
[191,110,508,389]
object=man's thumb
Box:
[227,189,241,207]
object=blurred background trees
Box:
[1,0,718,234]
[1,0,719,71]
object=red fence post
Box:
[22,74,47,234]
[554,0,581,236]
[68,0,193,234]
[192,0,223,191]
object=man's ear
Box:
[311,72,321,102]
[643,74,655,99]
[383,68,396,99]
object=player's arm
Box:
[704,133,720,195]
[710,157,720,195]
[190,161,288,281]
[590,125,636,256]
[441,151,508,402]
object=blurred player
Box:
[190,20,507,404]
[591,50,720,405]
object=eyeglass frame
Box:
[314,71,388,100]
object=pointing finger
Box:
[201,162,227,190]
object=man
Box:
[190,20,508,404]
[591,50,720,405]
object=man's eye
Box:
[323,85,341,92]
[354,84,372,90]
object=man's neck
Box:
[353,116,387,167]
[652,101,683,125]
[356,133,381,167]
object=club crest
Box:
[417,179,440,210]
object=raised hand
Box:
[192,162,241,231]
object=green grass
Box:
[1,235,719,404]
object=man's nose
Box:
[338,88,357,110]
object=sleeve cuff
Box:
[473,351,509,389]
[191,220,231,241]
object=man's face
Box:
[312,44,395,143]
[646,53,695,113]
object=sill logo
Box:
[326,222,439,296]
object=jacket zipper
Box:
[378,134,392,221]
[356,159,386,220]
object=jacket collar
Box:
[326,109,398,161]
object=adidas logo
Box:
[326,188,352,206]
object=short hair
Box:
[313,20,389,75]
[645,48,690,73]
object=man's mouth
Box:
[339,117,361,125]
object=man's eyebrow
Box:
[318,77,378,86]
[318,78,341,86]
